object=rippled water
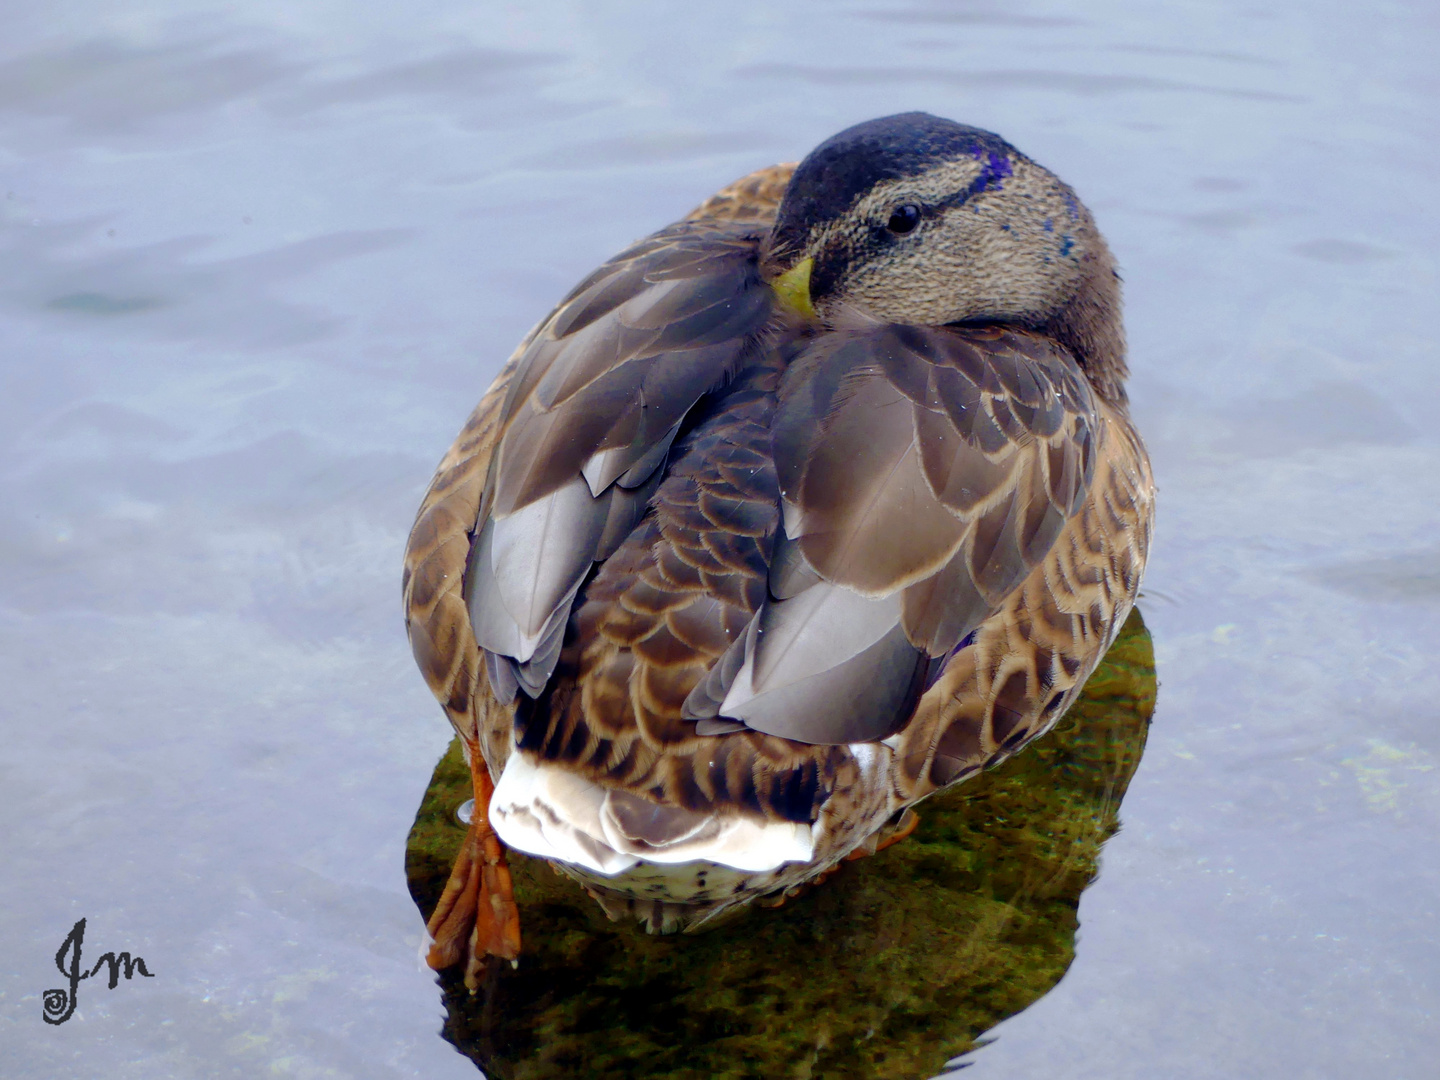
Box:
[3,2,1436,1077]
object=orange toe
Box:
[874,808,920,852]
[425,745,522,990]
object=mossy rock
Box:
[407,608,1156,1080]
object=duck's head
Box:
[763,112,1127,404]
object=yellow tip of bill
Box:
[771,257,816,320]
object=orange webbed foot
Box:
[845,808,921,862]
[425,746,522,990]
[874,807,920,852]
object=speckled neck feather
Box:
[1036,240,1129,410]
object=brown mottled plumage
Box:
[402,113,1154,985]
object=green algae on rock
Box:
[406,607,1157,1080]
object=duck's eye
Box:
[886,204,922,234]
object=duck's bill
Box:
[771,256,816,320]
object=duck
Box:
[402,112,1155,988]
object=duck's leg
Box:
[759,809,925,909]
[425,743,522,988]
[844,807,921,862]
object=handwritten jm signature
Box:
[43,918,154,1025]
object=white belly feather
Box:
[490,749,816,876]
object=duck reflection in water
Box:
[406,609,1155,1080]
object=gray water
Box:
[2,1,1436,1077]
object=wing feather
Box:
[718,325,1101,731]
[467,220,777,695]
